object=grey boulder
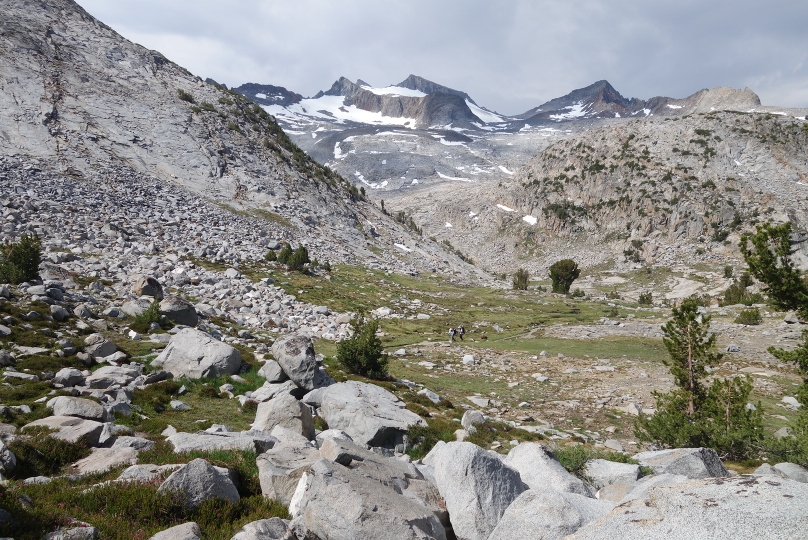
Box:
[23,416,104,446]
[166,431,277,454]
[632,447,729,478]
[271,333,321,391]
[258,359,289,383]
[773,462,808,483]
[47,396,107,421]
[53,367,85,386]
[488,489,614,540]
[290,458,446,540]
[318,381,426,448]
[152,328,241,379]
[158,458,240,509]
[85,365,142,388]
[160,295,199,327]
[0,439,16,473]
[504,442,593,497]
[257,439,320,506]
[150,522,201,540]
[583,459,641,490]
[433,441,527,540]
[251,392,315,440]
[231,517,289,540]
[133,275,164,299]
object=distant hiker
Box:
[457,325,465,341]
[448,327,456,342]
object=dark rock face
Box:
[233,83,303,107]
[396,74,476,104]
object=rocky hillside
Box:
[0,0,484,280]
[389,110,808,274]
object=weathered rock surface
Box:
[152,328,242,379]
[166,431,277,454]
[252,392,315,440]
[150,522,202,540]
[433,441,527,540]
[488,489,613,540]
[567,475,808,539]
[271,333,320,391]
[290,458,446,540]
[632,447,729,479]
[72,447,138,475]
[583,459,641,490]
[318,381,426,448]
[133,275,164,299]
[504,442,593,497]
[47,396,107,421]
[258,359,289,383]
[257,440,320,506]
[23,416,104,446]
[231,517,289,540]
[158,458,240,509]
[160,295,199,327]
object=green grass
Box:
[6,428,91,479]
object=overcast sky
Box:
[77,0,807,116]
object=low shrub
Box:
[131,300,161,333]
[7,428,91,479]
[735,307,762,325]
[638,292,653,305]
[512,268,529,290]
[0,233,42,284]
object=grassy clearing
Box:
[479,335,669,364]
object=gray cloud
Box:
[76,0,808,115]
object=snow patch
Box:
[439,138,466,146]
[445,222,453,228]
[522,215,537,225]
[263,95,417,128]
[666,104,683,109]
[394,243,412,252]
[468,211,477,218]
[466,100,506,123]
[549,102,589,121]
[411,179,419,184]
[437,172,473,182]
[497,204,515,212]
[499,166,514,175]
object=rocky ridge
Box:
[0,0,485,281]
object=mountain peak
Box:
[396,75,476,105]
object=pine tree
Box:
[661,299,721,417]
[549,259,580,294]
[336,313,388,379]
[636,299,763,458]
[740,222,808,319]
[512,268,529,290]
[767,332,808,465]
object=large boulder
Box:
[271,333,320,391]
[166,431,277,454]
[504,442,593,497]
[318,381,426,449]
[773,462,808,483]
[319,437,447,524]
[488,489,614,540]
[0,439,16,473]
[567,475,808,539]
[257,440,320,506]
[258,359,289,383]
[85,365,142,389]
[157,458,239,509]
[231,518,289,540]
[290,458,446,540]
[47,396,107,422]
[433,442,527,540]
[252,392,315,440]
[152,328,241,379]
[83,334,118,358]
[632,447,729,479]
[132,275,164,299]
[583,459,641,490]
[23,416,104,446]
[71,447,138,475]
[160,295,199,327]
[150,522,201,540]
[52,367,85,387]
